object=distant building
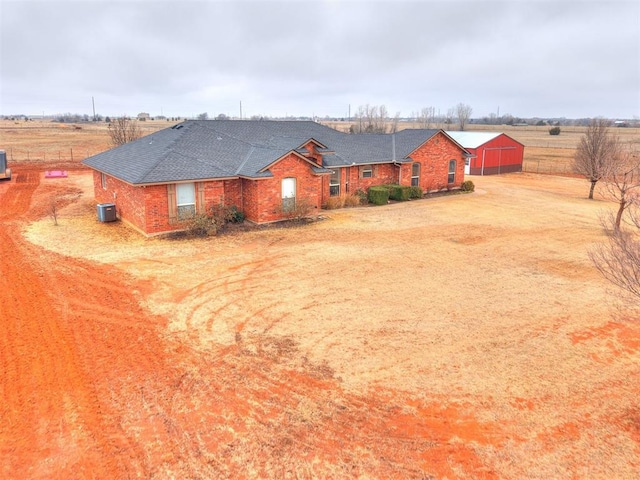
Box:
[614,120,629,128]
[137,112,150,121]
[446,131,524,176]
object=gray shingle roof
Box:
[83,120,446,184]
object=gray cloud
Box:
[1,0,638,119]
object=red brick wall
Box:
[92,171,250,235]
[399,132,466,191]
[301,141,323,166]
[92,171,148,233]
[224,179,243,208]
[342,164,399,194]
[241,178,260,222]
[242,153,324,223]
[143,184,172,234]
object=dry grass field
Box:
[3,117,640,174]
[0,118,170,164]
[1,120,640,478]
[325,121,640,176]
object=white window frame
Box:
[282,177,296,213]
[411,162,420,187]
[448,160,456,184]
[361,165,373,178]
[329,169,341,196]
[101,172,107,189]
[176,182,196,219]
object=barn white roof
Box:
[445,131,502,149]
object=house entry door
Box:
[282,177,296,212]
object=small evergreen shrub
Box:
[460,180,475,192]
[549,126,561,135]
[226,205,245,223]
[409,186,423,198]
[387,184,412,201]
[368,186,389,205]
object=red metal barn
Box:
[446,132,524,175]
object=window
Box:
[329,169,341,196]
[101,172,107,189]
[411,162,420,187]
[176,182,196,219]
[282,177,296,213]
[360,165,373,178]
[448,160,456,184]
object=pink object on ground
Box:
[45,170,68,178]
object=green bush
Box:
[226,205,245,223]
[409,186,423,199]
[368,186,389,205]
[549,126,561,136]
[460,180,475,192]
[387,184,412,201]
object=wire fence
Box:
[522,159,574,176]
[3,147,100,163]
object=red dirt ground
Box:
[1,165,500,478]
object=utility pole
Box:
[92,96,96,121]
[239,101,242,120]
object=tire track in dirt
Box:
[1,166,506,478]
[0,170,164,478]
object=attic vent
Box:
[176,125,184,129]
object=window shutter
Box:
[167,184,177,221]
[374,165,378,177]
[196,182,205,214]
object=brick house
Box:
[83,120,469,236]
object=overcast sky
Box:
[1,0,638,120]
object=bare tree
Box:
[445,107,455,128]
[601,147,640,231]
[590,207,640,303]
[573,118,621,199]
[108,117,142,146]
[455,103,473,131]
[390,112,401,133]
[197,112,209,120]
[350,104,388,133]
[415,107,435,128]
[50,196,59,226]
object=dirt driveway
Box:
[2,167,639,478]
